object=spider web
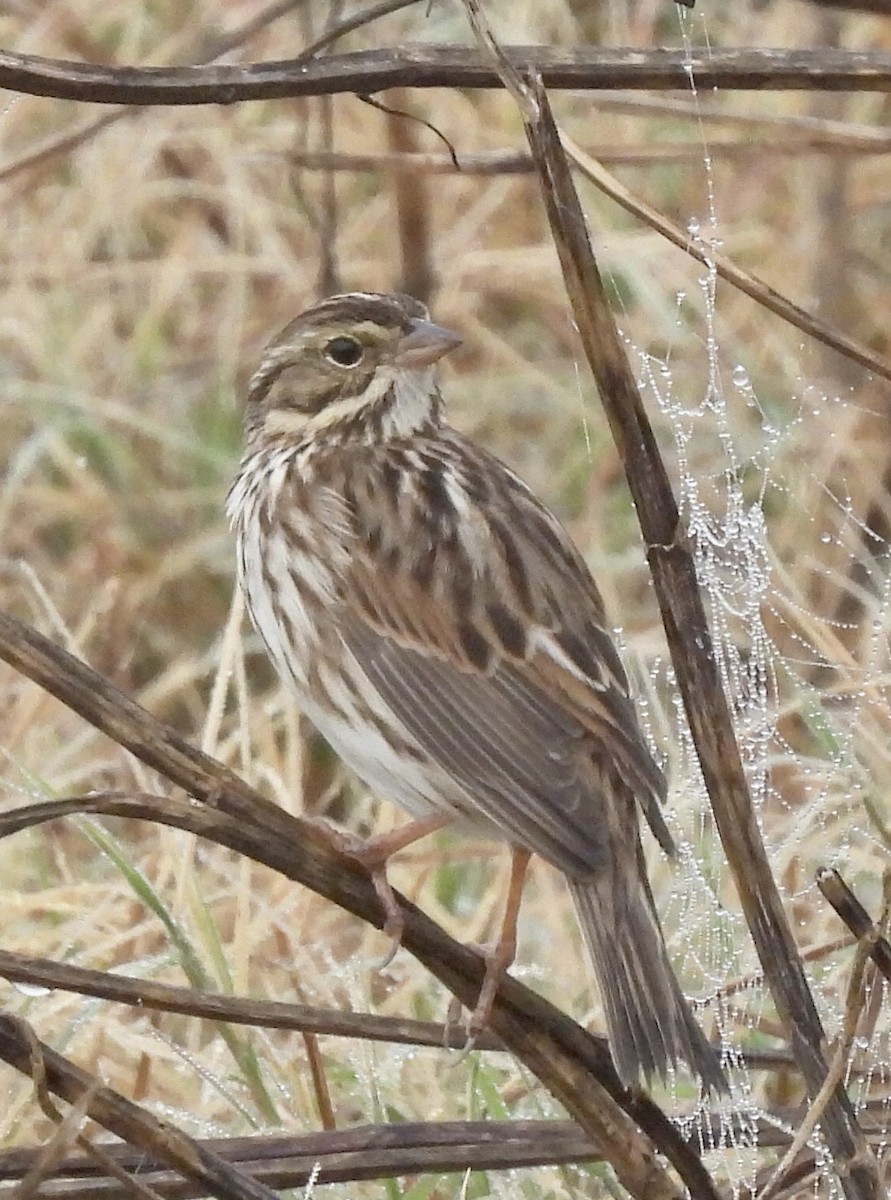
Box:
[604,15,891,1194]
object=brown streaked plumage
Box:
[227,291,726,1091]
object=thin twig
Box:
[562,136,891,384]
[0,935,812,1074]
[714,935,855,1000]
[0,1014,279,1200]
[289,137,891,173]
[304,1031,337,1131]
[0,931,501,1050]
[817,868,891,985]
[0,0,405,187]
[288,136,891,382]
[298,0,420,61]
[757,932,877,1200]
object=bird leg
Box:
[326,813,451,966]
[467,846,532,1039]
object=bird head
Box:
[244,292,462,444]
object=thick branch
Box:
[3,47,891,106]
[0,1121,601,1196]
[0,1114,853,1199]
[3,1111,888,1198]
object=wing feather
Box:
[342,617,602,873]
[333,433,674,873]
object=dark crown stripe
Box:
[303,292,427,331]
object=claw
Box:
[468,936,518,1039]
[370,868,404,968]
[443,994,465,1048]
[317,813,450,966]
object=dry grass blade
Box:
[12,1076,98,1200]
[757,931,881,1200]
[17,1025,171,1200]
[0,1014,278,1200]
[0,611,718,1200]
[561,138,891,385]
[457,5,878,1197]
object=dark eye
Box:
[324,336,364,367]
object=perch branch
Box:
[0,611,716,1200]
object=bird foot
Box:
[442,936,515,1059]
[468,936,516,1039]
[443,847,531,1054]
[320,815,450,968]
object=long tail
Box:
[569,873,727,1092]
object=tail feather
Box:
[570,875,727,1093]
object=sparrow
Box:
[227,290,725,1091]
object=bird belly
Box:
[301,696,462,822]
[302,646,499,833]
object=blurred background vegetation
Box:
[1,1,890,1195]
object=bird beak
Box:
[395,318,462,368]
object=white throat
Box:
[381,365,437,437]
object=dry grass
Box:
[1,1,890,1196]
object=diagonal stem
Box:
[516,80,878,1200]
[456,6,878,1194]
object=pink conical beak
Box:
[395,318,462,368]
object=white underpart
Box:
[246,531,461,819]
[304,649,453,820]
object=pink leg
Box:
[328,814,451,964]
[468,847,531,1037]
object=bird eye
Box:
[323,336,364,368]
